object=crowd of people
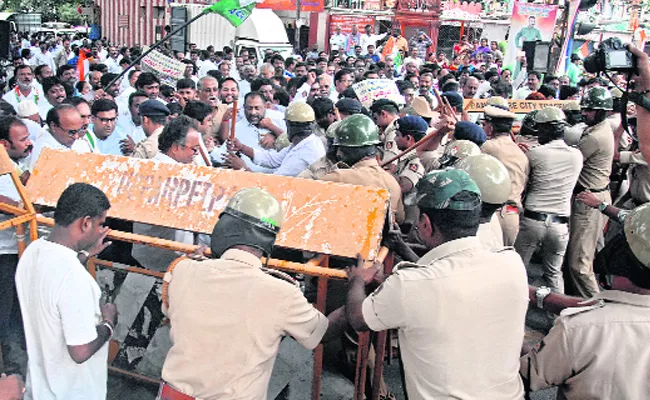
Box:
[0,24,649,400]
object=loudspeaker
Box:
[0,21,9,60]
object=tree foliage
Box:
[1,0,86,24]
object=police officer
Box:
[456,153,511,250]
[320,114,405,224]
[567,87,615,298]
[347,169,529,399]
[514,107,582,294]
[437,139,481,168]
[392,116,427,195]
[159,188,346,399]
[521,203,650,399]
[481,102,529,246]
[562,100,585,146]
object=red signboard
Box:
[329,15,376,36]
[257,0,324,12]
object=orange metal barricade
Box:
[2,148,393,399]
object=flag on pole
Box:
[576,41,590,58]
[77,50,90,81]
[204,0,261,27]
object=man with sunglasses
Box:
[28,104,86,172]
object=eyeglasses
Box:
[55,123,83,137]
[97,117,117,123]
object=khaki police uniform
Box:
[210,103,230,141]
[132,127,164,159]
[395,152,425,191]
[620,151,650,204]
[382,120,399,165]
[418,149,440,173]
[321,158,405,224]
[297,157,341,180]
[481,135,530,245]
[521,290,650,399]
[566,119,614,298]
[362,237,528,399]
[161,249,328,399]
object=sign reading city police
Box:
[26,149,389,259]
[464,99,572,113]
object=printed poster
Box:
[504,1,558,70]
[352,79,403,108]
[141,49,185,86]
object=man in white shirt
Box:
[16,100,43,141]
[115,69,142,114]
[29,104,86,172]
[2,65,49,118]
[0,116,33,367]
[198,51,218,78]
[513,70,541,100]
[360,24,387,56]
[41,76,68,120]
[95,41,108,62]
[217,92,285,172]
[16,182,118,400]
[116,90,148,146]
[89,99,129,156]
[330,26,347,53]
[104,46,122,74]
[32,42,56,72]
[226,102,325,176]
[132,116,199,271]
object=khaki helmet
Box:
[486,96,510,110]
[455,154,511,204]
[285,102,315,122]
[210,188,284,258]
[580,86,613,111]
[333,114,381,147]
[624,203,650,267]
[535,107,566,124]
[438,139,481,168]
[563,101,581,112]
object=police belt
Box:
[574,183,609,195]
[523,210,569,224]
[157,382,199,400]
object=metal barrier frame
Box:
[0,146,394,400]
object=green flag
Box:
[205,0,257,27]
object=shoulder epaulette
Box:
[261,266,299,287]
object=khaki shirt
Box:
[381,119,399,165]
[481,135,529,208]
[524,139,583,216]
[395,152,425,191]
[132,127,163,159]
[162,249,329,399]
[321,158,405,224]
[418,150,439,173]
[521,290,650,400]
[477,214,504,250]
[362,237,528,400]
[297,157,344,180]
[620,151,650,203]
[576,119,614,190]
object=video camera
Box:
[583,38,637,74]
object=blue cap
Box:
[336,98,362,114]
[396,116,428,134]
[138,99,170,117]
[454,121,487,146]
[441,91,463,108]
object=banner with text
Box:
[258,0,324,12]
[329,15,376,37]
[464,99,572,114]
[353,79,403,108]
[504,1,559,70]
[141,49,185,86]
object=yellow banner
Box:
[464,99,573,114]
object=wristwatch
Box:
[597,202,609,213]
[535,286,552,309]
